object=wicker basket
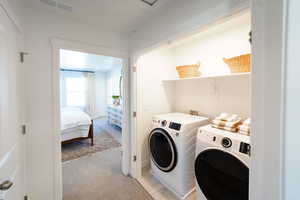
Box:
[176,64,200,78]
[223,54,251,73]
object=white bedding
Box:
[61,107,92,131]
[61,107,92,141]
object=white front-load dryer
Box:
[149,113,209,199]
[195,125,251,200]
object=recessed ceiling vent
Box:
[40,0,73,12]
[141,0,158,6]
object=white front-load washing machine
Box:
[195,125,251,200]
[149,113,209,199]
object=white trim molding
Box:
[50,38,131,200]
[251,0,288,199]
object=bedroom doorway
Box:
[59,49,127,198]
[59,49,124,162]
[51,39,131,199]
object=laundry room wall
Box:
[171,12,251,75]
[23,3,128,200]
[136,46,177,167]
[173,75,250,118]
[170,11,251,118]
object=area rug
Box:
[61,129,121,162]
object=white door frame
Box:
[250,0,287,199]
[50,38,130,200]
[129,2,289,200]
[129,48,159,179]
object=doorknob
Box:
[0,181,13,191]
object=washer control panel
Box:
[169,122,181,131]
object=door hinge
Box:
[133,155,137,162]
[22,125,26,135]
[133,66,137,72]
[24,195,28,200]
[133,111,137,117]
[20,52,29,63]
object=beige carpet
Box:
[62,127,121,162]
[63,148,153,200]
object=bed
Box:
[61,107,94,146]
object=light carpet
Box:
[63,147,153,200]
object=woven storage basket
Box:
[223,54,251,73]
[176,64,200,78]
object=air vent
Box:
[40,0,73,12]
[141,0,158,6]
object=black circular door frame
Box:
[149,128,177,172]
[194,148,249,200]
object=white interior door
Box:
[130,56,141,179]
[0,6,25,200]
[121,58,130,176]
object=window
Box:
[65,77,86,107]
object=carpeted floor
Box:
[63,147,153,200]
[62,120,121,162]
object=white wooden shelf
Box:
[162,72,251,82]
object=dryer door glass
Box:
[149,128,177,172]
[195,149,249,200]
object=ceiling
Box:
[60,49,123,72]
[27,0,173,33]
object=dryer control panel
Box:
[198,125,251,157]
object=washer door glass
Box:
[149,128,177,172]
[195,149,249,200]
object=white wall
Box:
[136,46,177,167]
[106,63,123,105]
[60,49,122,72]
[23,4,128,199]
[0,1,25,199]
[171,12,251,118]
[283,0,300,199]
[173,75,250,118]
[95,72,107,117]
[172,12,251,76]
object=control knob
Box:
[161,120,167,127]
[221,137,232,148]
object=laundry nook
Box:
[134,11,252,200]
